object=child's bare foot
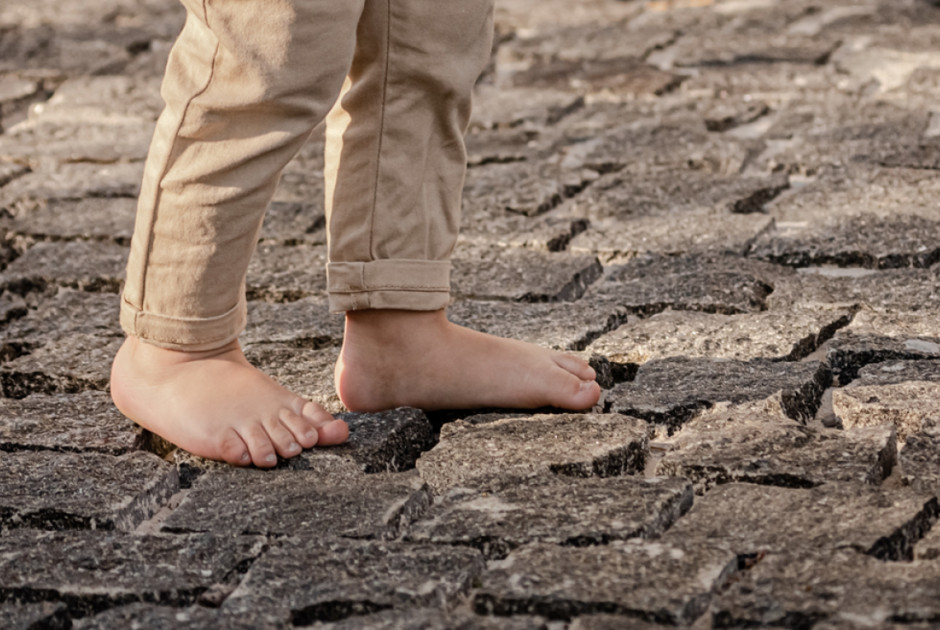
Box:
[110,336,348,467]
[334,309,601,412]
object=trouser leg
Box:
[121,0,364,350]
[324,0,495,311]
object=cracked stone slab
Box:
[712,549,940,628]
[451,244,602,302]
[8,197,136,243]
[0,450,178,531]
[590,254,777,316]
[900,428,940,496]
[569,614,674,630]
[416,413,649,494]
[606,358,831,432]
[404,475,692,559]
[259,200,325,245]
[73,604,280,630]
[662,482,940,561]
[834,361,940,440]
[656,412,897,493]
[162,467,430,539]
[245,242,328,302]
[0,391,137,454]
[915,520,940,562]
[470,83,585,130]
[310,608,551,630]
[0,602,70,630]
[0,530,264,618]
[242,343,343,414]
[473,539,737,625]
[0,334,121,398]
[320,407,437,474]
[2,288,119,342]
[0,240,127,294]
[221,538,484,625]
[768,265,940,312]
[749,213,940,269]
[448,298,628,352]
[240,297,344,347]
[0,162,143,208]
[512,57,684,96]
[587,307,853,364]
[824,310,940,384]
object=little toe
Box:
[219,428,252,467]
[279,408,318,449]
[263,416,303,459]
[240,424,279,468]
[553,353,596,381]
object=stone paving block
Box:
[221,538,484,624]
[590,253,777,316]
[259,200,325,245]
[656,413,897,493]
[311,608,551,630]
[606,358,831,432]
[568,614,671,630]
[834,361,940,440]
[0,240,127,294]
[712,549,940,629]
[749,213,940,270]
[0,530,264,617]
[473,540,737,625]
[513,57,683,97]
[2,287,119,342]
[416,413,649,494]
[900,427,940,496]
[74,603,283,630]
[448,298,628,352]
[162,467,430,539]
[240,297,344,347]
[587,307,853,364]
[245,242,328,302]
[0,602,70,630]
[768,266,940,312]
[0,162,143,207]
[320,407,436,474]
[470,83,584,130]
[0,391,137,454]
[662,482,940,561]
[0,450,177,531]
[0,290,27,324]
[451,244,602,303]
[915,521,940,562]
[0,334,121,398]
[405,475,692,559]
[242,343,343,414]
[0,115,153,165]
[8,197,136,243]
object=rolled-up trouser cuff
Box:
[327,259,451,312]
[119,295,247,352]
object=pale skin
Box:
[110,308,601,468]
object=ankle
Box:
[344,308,447,343]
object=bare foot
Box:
[334,309,601,413]
[110,336,348,467]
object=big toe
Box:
[551,373,601,410]
[553,353,596,381]
[302,401,349,446]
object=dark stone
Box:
[0,334,121,398]
[0,391,138,454]
[0,530,264,618]
[404,475,692,559]
[606,358,831,433]
[416,413,649,494]
[221,538,484,624]
[0,602,70,630]
[0,450,178,531]
[240,297,344,348]
[8,197,136,244]
[161,467,430,539]
[3,288,119,342]
[473,540,737,625]
[662,483,940,561]
[74,603,284,630]
[900,428,940,496]
[245,243,328,302]
[0,241,127,295]
[308,608,550,630]
[259,200,325,245]
[322,407,436,474]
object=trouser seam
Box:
[134,0,220,330]
[368,0,392,262]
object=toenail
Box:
[240,452,250,463]
[580,380,595,391]
[265,453,277,463]
[288,442,300,452]
[305,430,317,441]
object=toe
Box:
[240,424,279,468]
[263,415,303,459]
[549,370,601,411]
[553,353,596,381]
[301,401,349,446]
[219,428,252,467]
[279,408,318,449]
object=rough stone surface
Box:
[405,475,692,559]
[2,287,119,342]
[319,408,435,474]
[310,609,552,630]
[240,297,344,347]
[663,483,940,562]
[8,197,137,243]
[416,414,649,494]
[0,530,264,618]
[587,306,853,363]
[0,334,121,398]
[606,358,831,432]
[221,538,485,624]
[0,240,127,294]
[0,391,138,454]
[901,427,940,496]
[768,266,940,312]
[657,414,897,494]
[73,604,279,630]
[474,540,737,625]
[161,468,430,539]
[242,343,343,413]
[245,242,329,302]
[0,450,177,531]
[0,602,70,630]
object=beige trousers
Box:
[120,0,494,351]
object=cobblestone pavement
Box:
[2,0,940,628]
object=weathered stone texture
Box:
[0,602,70,630]
[405,475,692,558]
[2,287,119,341]
[0,334,121,398]
[901,427,940,496]
[0,450,177,531]
[245,242,328,302]
[0,240,127,294]
[8,197,136,243]
[416,414,649,494]
[240,297,344,347]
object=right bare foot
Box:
[110,336,348,467]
